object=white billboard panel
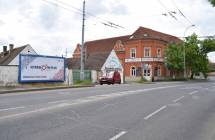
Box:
[19,55,65,83]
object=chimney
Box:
[9,44,14,51]
[2,46,7,56]
[3,45,7,52]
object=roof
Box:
[67,52,110,71]
[85,35,130,55]
[0,45,28,65]
[69,35,130,70]
[131,26,182,43]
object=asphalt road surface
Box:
[0,79,215,140]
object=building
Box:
[0,44,37,65]
[69,26,181,82]
[0,44,37,86]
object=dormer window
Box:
[143,33,148,37]
[129,35,134,39]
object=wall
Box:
[0,66,18,86]
[91,70,97,83]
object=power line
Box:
[156,0,187,27]
[171,0,205,36]
[42,0,125,29]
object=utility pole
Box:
[80,0,85,80]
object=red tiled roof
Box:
[85,35,130,55]
[131,26,182,43]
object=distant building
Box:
[69,26,181,81]
[0,44,37,65]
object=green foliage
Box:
[185,34,211,79]
[209,0,215,6]
[165,34,215,80]
[164,43,184,75]
[201,38,215,54]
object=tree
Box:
[185,34,215,79]
[164,43,184,78]
[201,38,215,53]
[209,0,215,6]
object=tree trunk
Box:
[190,72,194,79]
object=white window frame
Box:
[143,69,151,76]
[157,48,161,58]
[130,48,136,58]
[131,66,136,77]
[144,47,151,57]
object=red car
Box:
[99,71,121,85]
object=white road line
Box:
[48,100,68,104]
[144,105,167,120]
[0,85,180,120]
[0,106,25,112]
[109,131,127,140]
[188,91,198,95]
[173,96,185,103]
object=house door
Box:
[143,64,152,81]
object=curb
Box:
[0,85,94,94]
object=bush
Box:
[137,77,148,83]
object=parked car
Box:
[99,71,121,85]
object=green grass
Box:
[74,80,92,86]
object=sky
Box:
[0,0,215,61]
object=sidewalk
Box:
[0,85,94,94]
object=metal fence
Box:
[72,70,92,83]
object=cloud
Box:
[110,3,128,15]
[38,4,61,30]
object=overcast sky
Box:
[0,0,215,61]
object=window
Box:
[144,47,151,57]
[144,69,151,76]
[131,67,136,77]
[157,48,161,57]
[130,48,136,58]
[154,66,161,76]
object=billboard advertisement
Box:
[19,54,65,83]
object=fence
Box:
[72,70,92,83]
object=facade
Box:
[70,26,181,81]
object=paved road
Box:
[0,80,215,140]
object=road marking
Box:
[109,131,127,140]
[0,85,180,120]
[188,91,198,95]
[144,105,167,120]
[173,96,185,103]
[48,100,68,104]
[0,106,25,112]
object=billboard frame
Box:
[18,54,66,83]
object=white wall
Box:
[64,69,73,85]
[9,45,37,65]
[0,66,18,86]
[91,70,97,83]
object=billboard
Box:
[19,54,65,83]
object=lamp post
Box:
[183,24,195,79]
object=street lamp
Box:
[183,24,195,79]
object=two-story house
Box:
[69,26,181,81]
